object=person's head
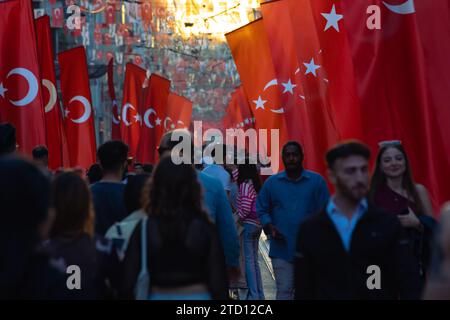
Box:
[50,172,93,238]
[0,158,52,297]
[97,140,129,176]
[282,141,304,173]
[143,156,210,241]
[0,158,51,239]
[158,129,194,164]
[238,163,262,192]
[326,141,371,203]
[370,142,424,213]
[32,145,49,169]
[86,163,103,184]
[124,173,150,214]
[134,162,144,174]
[0,123,16,156]
[142,163,153,174]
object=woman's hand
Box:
[398,207,422,230]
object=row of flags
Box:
[0,0,193,170]
[223,0,450,208]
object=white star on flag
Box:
[134,114,142,124]
[253,95,267,110]
[64,108,70,118]
[244,118,249,124]
[155,118,162,126]
[321,4,344,32]
[0,83,7,98]
[304,58,321,77]
[282,79,297,95]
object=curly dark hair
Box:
[142,156,211,243]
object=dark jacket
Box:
[119,216,229,300]
[294,205,422,300]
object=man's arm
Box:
[256,180,273,228]
[315,177,330,214]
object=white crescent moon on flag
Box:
[383,0,415,14]
[164,116,173,130]
[42,79,57,113]
[121,103,135,126]
[7,68,39,107]
[69,95,92,124]
[262,78,285,114]
[143,108,156,128]
[112,100,120,125]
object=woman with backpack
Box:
[119,156,228,300]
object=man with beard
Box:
[256,141,329,300]
[294,141,421,300]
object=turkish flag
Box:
[58,46,96,169]
[136,74,170,163]
[225,86,254,131]
[51,6,64,28]
[226,19,288,170]
[35,15,69,169]
[0,0,46,155]
[107,58,121,140]
[341,0,450,208]
[106,4,116,25]
[141,1,152,30]
[120,63,147,159]
[165,92,193,130]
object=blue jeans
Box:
[243,223,265,300]
[271,258,294,300]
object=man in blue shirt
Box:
[91,141,129,235]
[257,141,329,300]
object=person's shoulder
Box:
[415,183,429,197]
[199,170,223,189]
[304,169,326,182]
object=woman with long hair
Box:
[237,163,265,300]
[369,141,436,287]
[46,172,119,299]
[120,156,228,300]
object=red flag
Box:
[35,15,69,169]
[0,0,46,155]
[107,58,121,140]
[120,63,147,159]
[224,86,254,130]
[105,3,116,25]
[141,0,152,30]
[226,19,288,170]
[58,46,96,169]
[136,74,170,163]
[341,0,450,207]
[165,92,193,130]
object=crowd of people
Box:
[0,122,449,300]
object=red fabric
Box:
[223,86,253,131]
[58,46,96,169]
[120,63,146,159]
[0,0,46,155]
[226,19,288,170]
[136,74,170,163]
[107,58,121,140]
[165,92,193,130]
[341,0,450,208]
[35,15,69,169]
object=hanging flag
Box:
[120,63,147,159]
[35,15,69,169]
[225,86,254,131]
[0,0,46,155]
[58,46,96,169]
[137,74,170,163]
[341,0,450,208]
[105,3,116,25]
[107,58,121,140]
[165,92,193,130]
[141,0,152,30]
[226,19,288,171]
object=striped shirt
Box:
[236,180,260,226]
